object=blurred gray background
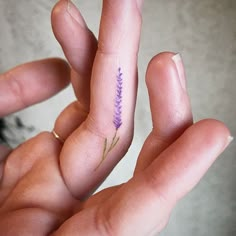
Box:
[0,0,235,235]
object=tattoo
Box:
[113,67,123,130]
[95,68,123,170]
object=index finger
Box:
[0,58,70,117]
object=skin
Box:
[0,0,232,235]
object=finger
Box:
[0,132,75,211]
[135,52,193,173]
[52,0,98,141]
[54,120,232,235]
[60,0,143,199]
[0,133,75,235]
[0,58,70,117]
[51,0,97,108]
[0,132,62,196]
[71,185,122,215]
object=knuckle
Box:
[141,172,175,232]
[143,170,174,206]
[84,115,107,139]
[94,205,117,236]
[97,42,119,56]
[5,71,28,108]
[149,129,171,148]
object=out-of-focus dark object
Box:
[0,117,35,147]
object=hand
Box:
[0,1,232,235]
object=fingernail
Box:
[223,135,234,150]
[172,53,187,91]
[227,136,234,145]
[67,0,87,28]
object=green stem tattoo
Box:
[95,131,120,170]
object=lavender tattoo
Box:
[113,67,123,130]
[96,68,123,169]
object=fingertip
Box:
[144,51,192,139]
[51,0,74,39]
[145,51,177,86]
[147,51,176,65]
[49,58,71,87]
[149,51,176,62]
[51,0,87,47]
[36,58,71,91]
[193,119,232,150]
[98,0,142,54]
[146,52,187,91]
[51,0,70,19]
[0,58,71,116]
[51,0,87,29]
[51,0,97,74]
[51,0,65,24]
[195,119,230,133]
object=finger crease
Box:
[5,71,28,108]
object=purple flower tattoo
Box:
[95,68,123,170]
[113,67,123,130]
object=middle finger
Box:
[60,0,144,199]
